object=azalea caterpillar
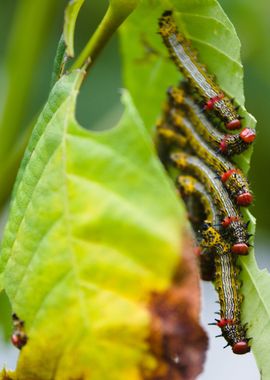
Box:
[159,108,253,207]
[177,175,216,281]
[156,121,187,148]
[202,226,250,355]
[170,152,250,255]
[167,86,256,156]
[176,175,250,354]
[159,11,243,131]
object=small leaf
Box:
[0,71,185,379]
[50,34,68,88]
[64,0,85,57]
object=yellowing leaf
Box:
[0,70,183,379]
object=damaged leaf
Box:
[0,70,198,380]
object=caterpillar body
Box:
[178,175,216,281]
[159,11,242,131]
[171,152,250,255]
[177,175,250,354]
[160,108,253,207]
[167,86,256,156]
[204,230,250,355]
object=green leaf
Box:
[120,1,270,377]
[64,0,85,57]
[0,70,183,379]
[50,34,68,88]
[240,211,270,379]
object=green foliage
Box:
[0,0,65,209]
[0,70,183,379]
[240,211,270,378]
[50,35,68,88]
[0,0,63,158]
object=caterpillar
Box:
[170,152,250,255]
[177,174,217,229]
[177,175,250,354]
[11,313,28,349]
[202,227,250,354]
[156,120,187,148]
[167,86,256,156]
[159,108,253,207]
[155,120,188,173]
[178,175,216,281]
[159,11,243,131]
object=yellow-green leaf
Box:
[0,70,184,379]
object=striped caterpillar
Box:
[177,175,250,354]
[170,152,250,255]
[159,11,243,131]
[177,174,217,282]
[167,86,256,156]
[157,109,253,207]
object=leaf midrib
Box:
[61,96,91,332]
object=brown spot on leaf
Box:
[142,231,208,380]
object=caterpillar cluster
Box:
[157,10,256,355]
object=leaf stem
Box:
[71,0,139,70]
